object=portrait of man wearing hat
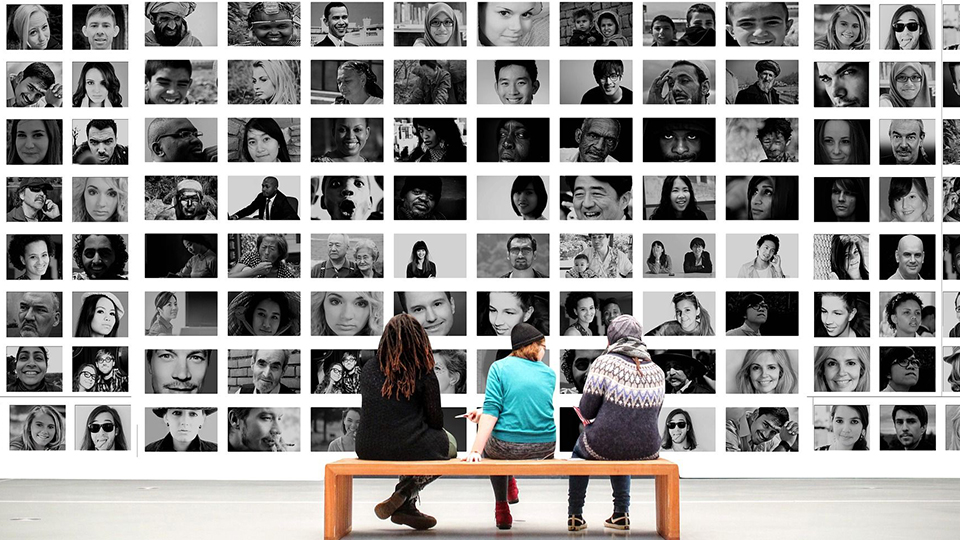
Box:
[735,60,781,104]
[396,177,445,220]
[654,351,714,394]
[172,179,215,220]
[7,178,61,222]
[145,2,203,46]
[145,408,218,452]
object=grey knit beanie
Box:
[511,323,544,350]
[607,314,642,344]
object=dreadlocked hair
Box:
[376,314,435,400]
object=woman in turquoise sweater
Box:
[464,323,556,530]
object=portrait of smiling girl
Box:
[478,2,546,46]
[10,405,65,450]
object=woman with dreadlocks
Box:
[355,314,457,531]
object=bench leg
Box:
[324,469,353,540]
[655,471,680,540]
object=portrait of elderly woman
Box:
[311,291,383,336]
[642,117,714,162]
[144,176,217,220]
[9,405,66,451]
[312,117,383,162]
[395,117,466,163]
[229,59,300,104]
[7,234,60,280]
[228,290,301,336]
[6,346,62,392]
[229,117,297,162]
[228,233,299,278]
[71,234,127,280]
[227,1,301,46]
[145,408,218,452]
[477,117,550,163]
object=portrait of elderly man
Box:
[311,233,360,278]
[169,179,215,220]
[318,175,382,220]
[234,350,298,394]
[228,407,292,452]
[880,119,932,165]
[643,117,715,162]
[655,351,713,394]
[72,234,128,280]
[145,408,218,452]
[567,175,632,220]
[6,178,61,222]
[484,117,549,162]
[229,234,296,278]
[816,62,869,107]
[735,60,781,104]
[887,234,925,280]
[228,176,297,220]
[396,177,445,220]
[726,407,799,452]
[145,2,203,46]
[147,118,217,162]
[559,118,622,162]
[581,60,633,104]
[314,2,355,46]
[146,349,212,394]
[7,346,61,392]
[73,119,129,165]
[646,61,711,104]
[9,292,62,338]
[7,62,62,108]
[500,234,547,278]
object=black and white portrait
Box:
[879,233,934,281]
[144,1,217,46]
[477,175,549,220]
[879,62,934,107]
[144,348,217,393]
[394,291,466,336]
[145,60,216,105]
[309,291,381,336]
[879,118,935,165]
[724,1,799,47]
[6,61,63,107]
[478,117,550,162]
[311,349,373,394]
[6,234,62,280]
[944,347,960,392]
[725,291,799,337]
[145,117,218,162]
[311,175,384,221]
[945,62,960,106]
[228,117,299,162]
[394,60,464,104]
[879,177,933,222]
[643,60,714,104]
[311,59,383,104]
[395,234,467,278]
[72,292,128,338]
[230,59,299,104]
[144,290,218,337]
[562,1,634,46]
[228,175,299,221]
[726,117,798,162]
[562,59,634,104]
[228,349,301,394]
[813,119,870,165]
[227,2,302,46]
[726,233,797,279]
[393,176,466,220]
[813,177,869,222]
[228,233,301,278]
[878,291,936,337]
[70,61,126,107]
[813,4,869,50]
[394,117,467,162]
[7,4,63,50]
[644,292,716,337]
[145,234,217,278]
[228,407,300,452]
[310,233,384,279]
[812,405,869,451]
[75,404,130,451]
[71,234,128,280]
[72,119,128,165]
[562,117,631,162]
[72,177,127,222]
[879,3,934,50]
[7,119,63,165]
[560,291,632,337]
[144,408,218,452]
[72,4,127,50]
[814,292,870,338]
[642,117,712,162]
[725,175,798,220]
[879,346,935,392]
[9,404,66,450]
[477,233,549,279]
[393,2,467,46]
[641,233,717,278]
[311,408,361,452]
[7,291,63,337]
[947,178,960,221]
[5,345,63,392]
[727,59,798,104]
[72,346,129,392]
[559,349,603,393]
[476,59,548,104]
[558,175,632,220]
[814,62,869,107]
[312,117,383,162]
[311,2,384,46]
[145,176,216,220]
[725,407,799,452]
[477,2,549,46]
[477,291,549,337]
[879,405,935,450]
[230,291,301,337]
[659,407,716,452]
[726,349,799,394]
[559,233,633,279]
[811,233,870,281]
[642,175,715,220]
[6,177,62,222]
[653,349,716,393]
[813,346,870,392]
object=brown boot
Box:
[390,498,437,530]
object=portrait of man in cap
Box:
[654,351,714,394]
[736,60,781,104]
[173,179,215,220]
[145,2,203,46]
[7,178,61,222]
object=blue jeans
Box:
[567,442,631,515]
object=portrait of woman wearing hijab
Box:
[880,62,932,107]
[412,2,464,47]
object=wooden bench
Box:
[324,458,679,540]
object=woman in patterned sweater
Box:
[566,315,665,532]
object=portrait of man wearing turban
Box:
[145,2,203,46]
[735,60,781,105]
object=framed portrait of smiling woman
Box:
[6,346,63,392]
[9,404,66,451]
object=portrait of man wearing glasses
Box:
[880,347,921,392]
[500,234,546,278]
[146,118,217,162]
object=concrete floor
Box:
[0,477,957,539]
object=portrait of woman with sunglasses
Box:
[78,405,127,451]
[884,4,931,50]
[660,409,697,452]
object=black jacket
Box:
[234,191,298,220]
[735,82,780,105]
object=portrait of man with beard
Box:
[645,60,712,104]
[145,2,204,46]
[735,60,781,104]
[396,176,445,220]
[643,117,715,162]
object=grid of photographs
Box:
[3,2,960,476]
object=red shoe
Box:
[507,476,519,504]
[495,501,513,530]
